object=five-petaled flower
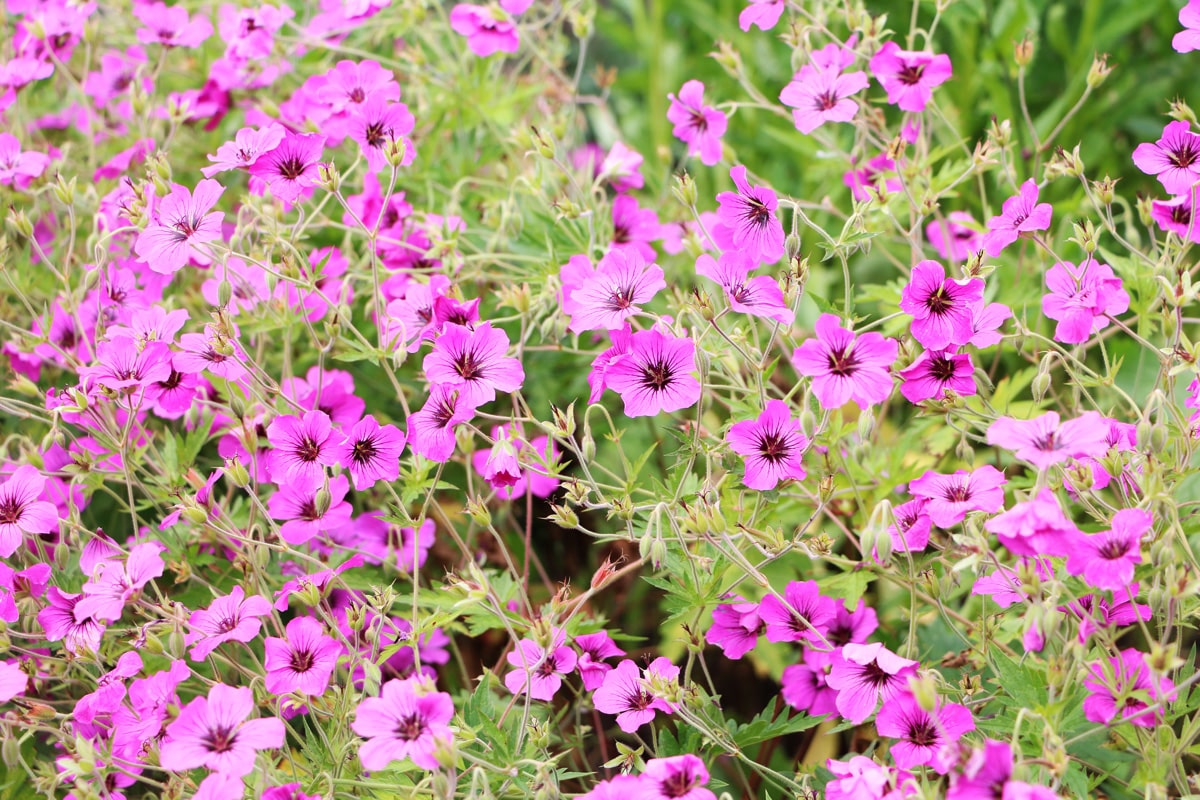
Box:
[352,677,455,771]
[134,179,225,274]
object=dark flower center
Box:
[351,438,378,465]
[394,713,426,741]
[661,771,698,799]
[1171,142,1200,169]
[607,286,636,312]
[203,724,239,754]
[217,615,239,633]
[456,351,482,381]
[349,87,365,103]
[861,660,893,687]
[897,64,925,85]
[827,346,860,377]
[1098,538,1131,560]
[906,716,939,746]
[365,122,388,149]
[815,91,839,111]
[926,287,951,315]
[755,430,792,464]
[742,197,772,228]
[297,437,322,462]
[289,648,315,673]
[688,109,708,132]
[0,498,22,526]
[639,359,674,392]
[278,156,307,180]
[943,483,971,503]
[929,354,958,382]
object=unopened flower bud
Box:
[1086,53,1112,88]
[548,504,579,529]
[581,431,596,462]
[672,172,698,209]
[466,495,492,526]
[1169,99,1197,125]
[784,232,802,262]
[5,208,32,239]
[530,126,556,159]
[1014,36,1034,67]
[550,403,576,437]
[53,174,77,207]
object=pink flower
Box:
[826,756,904,800]
[575,631,625,691]
[159,684,285,777]
[471,426,559,499]
[899,260,984,350]
[408,385,478,462]
[984,487,1080,558]
[779,63,869,134]
[579,775,645,800]
[1151,194,1200,242]
[568,248,666,333]
[738,0,784,31]
[967,300,1012,348]
[268,410,344,485]
[844,153,902,202]
[186,585,272,661]
[981,179,1052,257]
[269,474,354,545]
[37,587,106,654]
[264,616,344,696]
[593,658,677,732]
[610,195,660,262]
[1132,120,1200,194]
[868,42,952,112]
[826,642,919,723]
[695,252,794,324]
[947,741,1058,800]
[706,598,764,660]
[1065,508,1151,591]
[713,165,785,266]
[134,1,213,48]
[349,98,416,172]
[827,600,879,646]
[0,661,27,704]
[76,542,165,623]
[782,649,838,716]
[134,179,225,274]
[926,212,982,260]
[1083,649,1175,728]
[604,328,701,417]
[897,348,975,404]
[1175,0,1200,52]
[666,80,728,166]
[986,411,1110,470]
[352,678,455,770]
[599,141,645,192]
[449,4,520,57]
[639,755,717,800]
[792,314,897,409]
[0,465,59,556]
[725,399,809,490]
[758,580,836,644]
[0,134,50,188]
[424,321,524,407]
[888,498,932,552]
[249,132,326,204]
[203,123,286,177]
[908,466,1006,527]
[505,629,578,701]
[334,414,406,491]
[1041,259,1129,344]
[876,691,974,771]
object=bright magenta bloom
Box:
[186,585,272,661]
[352,678,455,771]
[1083,649,1175,728]
[984,487,1080,558]
[0,133,50,188]
[725,399,809,490]
[986,411,1110,470]
[203,123,286,177]
[667,80,727,166]
[134,179,224,274]
[696,252,794,324]
[504,628,578,701]
[908,466,1006,527]
[449,4,521,57]
[639,755,717,800]
[1041,259,1129,344]
[1175,0,1200,52]
[758,580,836,644]
[738,0,784,31]
[780,63,869,134]
[869,42,952,112]
[982,179,1052,257]
[1132,121,1200,194]
[793,314,897,409]
[826,642,918,723]
[593,658,678,733]
[423,321,524,407]
[37,587,106,655]
[268,410,344,485]
[408,385,478,462]
[897,348,975,404]
[268,474,353,545]
[604,328,701,417]
[159,684,285,777]
[713,165,785,266]
[875,690,974,771]
[1065,508,1151,591]
[334,415,406,491]
[568,248,665,333]
[575,631,625,691]
[1151,194,1200,242]
[926,212,982,260]
[134,1,213,48]
[349,98,416,172]
[899,260,983,350]
[249,132,326,204]
[0,465,59,556]
[706,598,764,660]
[264,616,344,696]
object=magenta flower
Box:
[1041,259,1129,344]
[876,690,974,771]
[568,248,666,333]
[505,629,578,701]
[782,649,838,716]
[981,179,1053,257]
[134,179,224,275]
[1065,508,1151,591]
[82,339,173,399]
[639,755,717,800]
[1151,194,1200,242]
[423,322,524,407]
[899,260,983,350]
[967,300,1012,348]
[908,466,1006,528]
[333,415,406,490]
[986,411,1110,470]
[76,542,165,623]
[1083,649,1175,728]
[604,328,700,417]
[844,153,903,202]
[869,42,952,112]
[159,684,285,777]
[888,498,932,553]
[575,631,625,691]
[1175,0,1200,52]
[758,580,836,644]
[593,658,677,733]
[0,465,58,557]
[186,585,272,661]
[826,756,905,800]
[352,677,455,771]
[792,314,897,409]
[0,661,26,704]
[249,132,326,204]
[268,410,344,485]
[269,474,353,545]
[449,4,520,57]
[897,348,975,404]
[984,487,1081,558]
[37,587,106,654]
[826,642,919,723]
[134,1,213,48]
[666,80,727,166]
[946,740,1057,800]
[725,399,809,490]
[1132,121,1200,194]
[349,98,416,172]
[264,616,344,696]
[779,63,869,134]
[610,195,660,262]
[826,600,880,647]
[706,598,764,660]
[695,252,794,324]
[203,123,286,177]
[738,0,784,31]
[926,212,982,261]
[0,134,50,188]
[713,165,785,266]
[408,385,478,463]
